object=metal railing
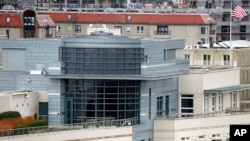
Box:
[0,117,138,138]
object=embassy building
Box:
[0,32,189,141]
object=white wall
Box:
[2,126,132,141]
[0,91,39,117]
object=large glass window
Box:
[64,79,140,124]
[61,47,144,75]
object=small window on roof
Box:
[68,14,71,20]
[6,17,10,23]
[42,18,48,23]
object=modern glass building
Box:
[0,31,189,141]
[60,32,144,123]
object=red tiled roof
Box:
[38,12,214,25]
[0,10,216,27]
[0,13,22,27]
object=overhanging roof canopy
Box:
[204,84,250,94]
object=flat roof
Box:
[204,84,250,94]
[45,71,188,80]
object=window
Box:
[212,93,216,112]
[157,96,163,116]
[240,34,246,40]
[184,54,190,59]
[165,95,169,116]
[203,54,211,66]
[218,93,222,111]
[149,88,151,119]
[223,55,230,66]
[181,137,190,141]
[232,91,237,108]
[198,135,205,139]
[56,25,61,32]
[240,25,246,32]
[181,94,193,113]
[211,134,221,141]
[157,25,168,35]
[137,26,144,34]
[200,27,206,35]
[126,27,131,32]
[24,17,35,26]
[114,26,122,34]
[221,26,230,32]
[75,25,81,33]
[204,94,208,113]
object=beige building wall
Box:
[0,28,21,39]
[154,113,250,141]
[54,22,215,46]
[179,68,241,114]
[184,47,250,108]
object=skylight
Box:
[6,17,10,23]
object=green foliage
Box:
[0,111,21,120]
[14,120,48,129]
[13,120,48,135]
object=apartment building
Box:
[0,9,216,46]
[0,9,56,38]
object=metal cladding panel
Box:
[2,49,25,71]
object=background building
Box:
[0,10,216,46]
[184,40,250,109]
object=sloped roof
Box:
[38,12,215,25]
[0,13,22,27]
[36,15,56,27]
[0,10,216,27]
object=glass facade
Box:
[61,46,143,124]
[61,47,144,75]
[64,79,140,124]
